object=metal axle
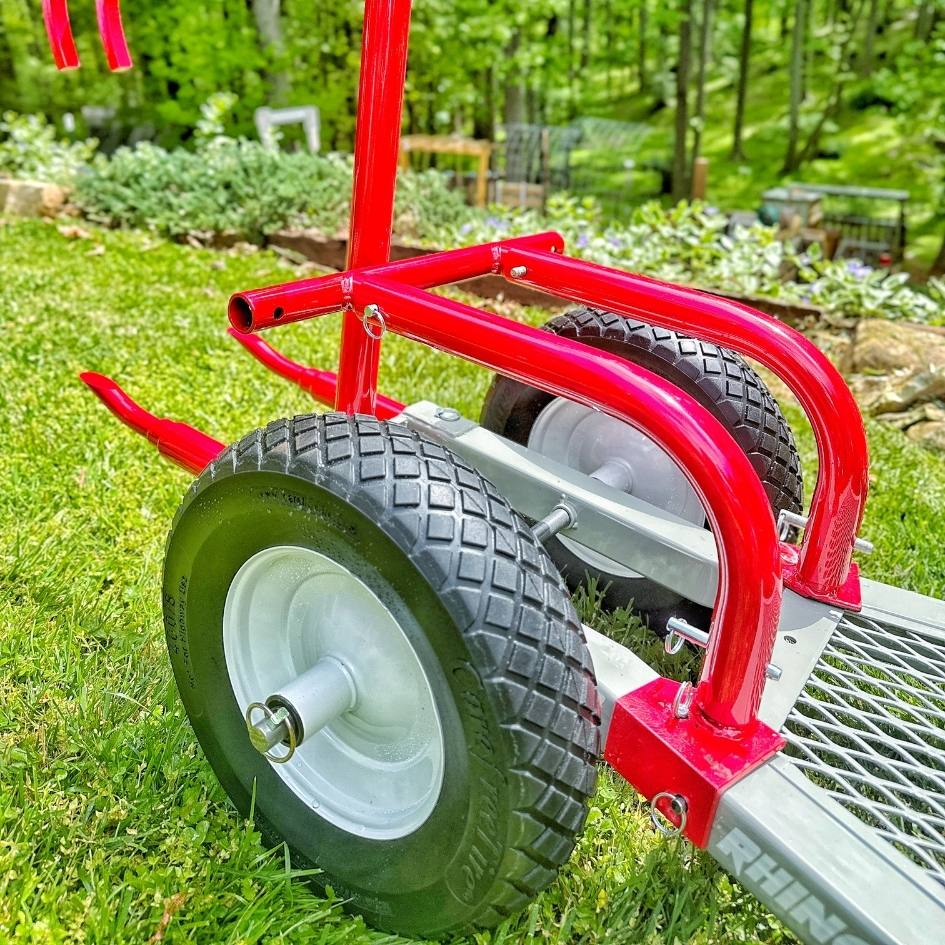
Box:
[245,656,358,762]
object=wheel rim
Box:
[223,545,445,840]
[527,399,706,578]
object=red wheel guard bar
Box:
[229,231,869,614]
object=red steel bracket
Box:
[605,676,785,847]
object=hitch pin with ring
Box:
[361,303,387,340]
[650,791,688,837]
[664,617,782,682]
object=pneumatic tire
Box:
[481,308,803,624]
[162,413,600,938]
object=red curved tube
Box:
[498,246,869,608]
[42,0,79,70]
[227,328,405,420]
[96,0,133,71]
[351,276,783,735]
[80,373,222,473]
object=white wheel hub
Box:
[223,545,445,840]
[528,398,706,578]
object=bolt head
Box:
[509,265,527,279]
[436,407,461,421]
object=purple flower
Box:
[485,215,502,229]
[608,236,624,250]
[459,222,472,235]
[576,231,590,249]
[845,259,872,278]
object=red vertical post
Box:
[334,0,413,415]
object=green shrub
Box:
[0,112,97,184]
[75,138,353,242]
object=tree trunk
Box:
[580,0,593,71]
[732,0,754,160]
[931,231,945,278]
[638,0,649,90]
[782,0,807,174]
[690,0,715,171]
[914,0,933,40]
[567,0,577,117]
[251,0,289,102]
[504,32,527,126]
[672,0,694,202]
[859,0,880,75]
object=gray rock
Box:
[851,318,945,375]
[0,177,68,217]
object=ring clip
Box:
[650,791,688,837]
[362,303,387,340]
[245,701,297,764]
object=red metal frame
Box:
[334,0,413,415]
[71,0,873,849]
[231,239,869,611]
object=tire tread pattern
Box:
[180,413,600,930]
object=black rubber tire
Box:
[162,413,600,938]
[480,307,803,622]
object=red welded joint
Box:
[80,373,222,474]
[96,0,133,71]
[227,328,405,420]
[605,677,785,847]
[42,0,80,70]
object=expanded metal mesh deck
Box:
[782,611,945,888]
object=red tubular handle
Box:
[228,232,563,332]
[42,0,80,70]
[95,0,133,71]
[334,0,413,415]
[497,246,869,608]
[227,328,405,420]
[352,276,782,734]
[80,373,222,474]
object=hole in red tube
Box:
[229,297,253,332]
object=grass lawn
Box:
[1,218,944,944]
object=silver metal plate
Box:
[782,591,945,889]
[711,755,945,945]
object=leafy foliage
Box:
[0,111,96,183]
[437,195,945,323]
[75,140,351,241]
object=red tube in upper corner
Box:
[42,0,80,70]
